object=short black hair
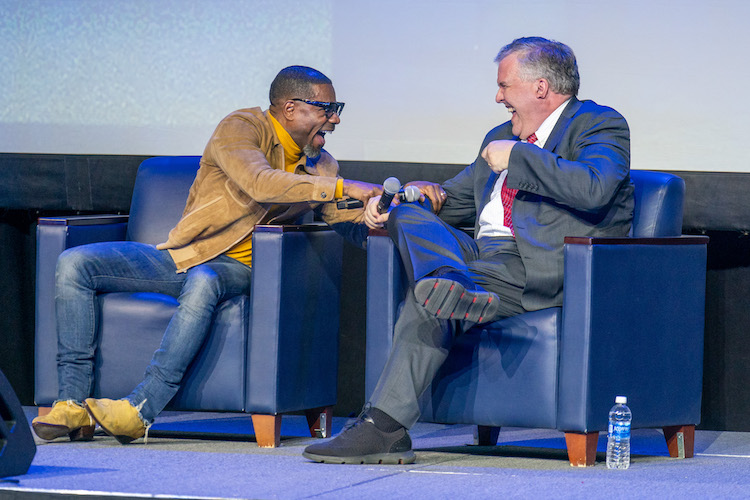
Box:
[269,66,333,106]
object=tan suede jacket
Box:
[156,108,364,272]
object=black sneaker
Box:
[414,270,499,323]
[303,414,416,464]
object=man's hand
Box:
[481,140,517,173]
[404,181,447,213]
[364,195,390,229]
[342,180,383,205]
[363,180,447,228]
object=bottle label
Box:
[609,421,631,440]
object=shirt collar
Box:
[529,98,571,147]
[268,112,303,171]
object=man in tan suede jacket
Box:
[32,66,380,444]
[161,104,374,271]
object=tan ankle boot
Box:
[84,398,148,444]
[32,400,95,441]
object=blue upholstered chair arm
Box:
[35,215,129,404]
[557,235,709,433]
[246,224,343,414]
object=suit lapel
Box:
[480,170,500,209]
[478,125,514,210]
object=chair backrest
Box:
[630,170,685,238]
[126,156,201,244]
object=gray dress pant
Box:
[368,203,528,428]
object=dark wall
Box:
[700,231,750,430]
[0,211,37,405]
[1,153,749,430]
[669,171,750,430]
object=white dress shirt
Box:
[476,98,571,239]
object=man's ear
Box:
[536,79,550,99]
[282,100,296,120]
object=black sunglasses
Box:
[292,98,345,117]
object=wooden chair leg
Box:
[565,431,599,467]
[474,425,501,446]
[38,406,52,417]
[251,414,282,448]
[663,424,695,458]
[305,406,333,438]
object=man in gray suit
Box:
[304,36,634,464]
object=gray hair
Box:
[269,66,332,106]
[495,37,580,96]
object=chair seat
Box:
[96,292,248,411]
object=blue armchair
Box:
[35,156,342,447]
[365,170,709,466]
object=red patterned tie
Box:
[501,133,537,235]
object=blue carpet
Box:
[2,408,750,499]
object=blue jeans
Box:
[55,241,253,422]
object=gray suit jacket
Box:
[440,97,634,311]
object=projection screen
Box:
[1,0,747,172]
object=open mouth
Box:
[317,128,334,140]
[312,130,329,149]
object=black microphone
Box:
[377,177,401,214]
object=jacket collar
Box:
[542,96,581,152]
[264,109,309,173]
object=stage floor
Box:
[2,407,750,499]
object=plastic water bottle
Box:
[606,395,632,469]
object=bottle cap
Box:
[615,396,627,404]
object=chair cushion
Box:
[630,170,685,237]
[126,156,201,245]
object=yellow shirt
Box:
[224,114,300,265]
[223,114,343,266]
